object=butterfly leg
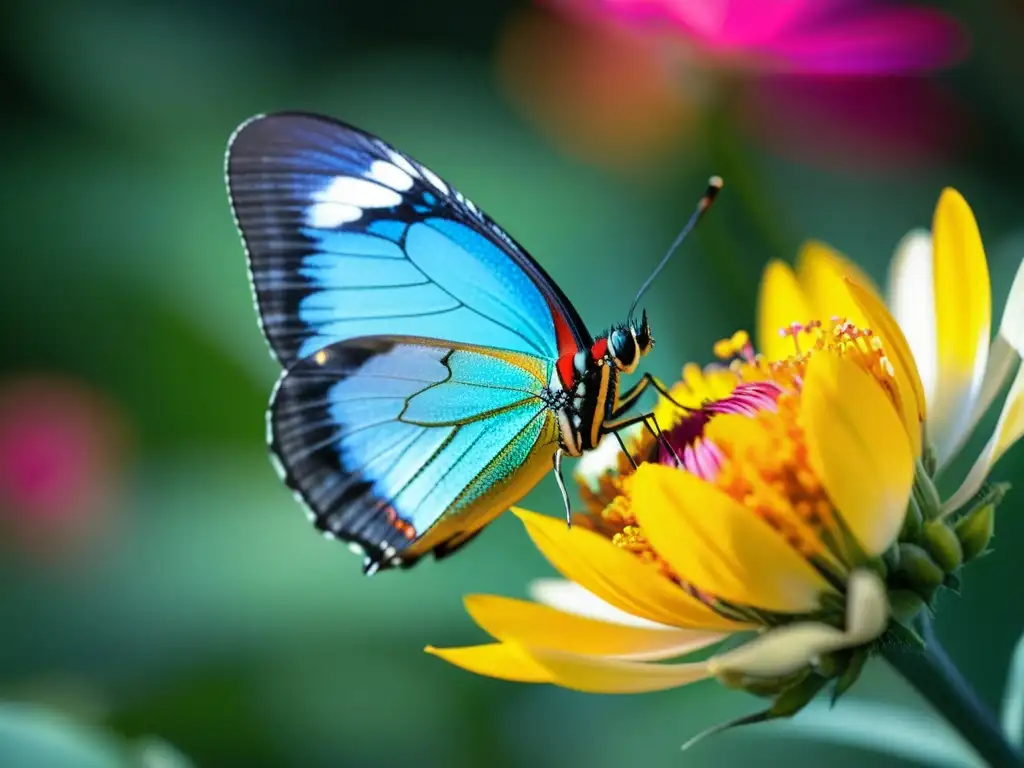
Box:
[613,430,639,470]
[553,448,572,529]
[612,373,690,419]
[602,411,682,467]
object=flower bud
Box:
[887,588,925,623]
[954,503,995,562]
[896,543,944,597]
[922,519,963,572]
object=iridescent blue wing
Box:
[270,336,559,572]
[226,112,590,368]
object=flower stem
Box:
[883,615,1023,767]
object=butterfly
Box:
[225,112,721,574]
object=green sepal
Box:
[681,710,775,752]
[813,651,842,679]
[900,494,924,541]
[922,442,938,477]
[831,646,870,706]
[771,673,830,717]
[716,668,809,698]
[681,674,829,752]
[914,460,943,520]
[883,619,926,652]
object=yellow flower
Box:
[427,318,918,720]
[426,187,1021,745]
[758,188,1024,515]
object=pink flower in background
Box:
[566,0,966,75]
[499,0,969,172]
[0,376,127,556]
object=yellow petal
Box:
[796,240,881,328]
[887,229,938,410]
[757,260,812,362]
[526,646,712,693]
[464,594,726,661]
[803,352,914,557]
[631,464,837,614]
[846,277,925,457]
[711,570,888,678]
[943,365,1024,515]
[425,643,553,683]
[931,188,992,466]
[512,508,748,631]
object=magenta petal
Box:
[768,7,968,74]
[555,0,841,45]
[683,0,826,46]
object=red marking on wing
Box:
[590,338,609,360]
[552,300,582,387]
[385,505,418,541]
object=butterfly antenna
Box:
[627,176,724,325]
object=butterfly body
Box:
[226,112,667,573]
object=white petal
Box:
[887,229,939,411]
[1000,254,1024,355]
[942,257,1024,513]
[942,365,1024,515]
[529,579,675,630]
[959,258,1024,451]
[709,570,889,678]
[968,336,1018,432]
[573,431,625,490]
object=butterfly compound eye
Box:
[609,328,637,370]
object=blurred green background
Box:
[1,0,1022,765]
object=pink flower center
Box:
[660,380,783,479]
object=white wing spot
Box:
[387,150,421,179]
[307,176,407,228]
[368,160,414,192]
[421,167,449,195]
[314,176,403,209]
[306,202,362,228]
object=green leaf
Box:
[773,698,982,768]
[0,702,127,768]
[1000,630,1024,748]
[131,737,196,768]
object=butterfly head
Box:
[607,310,654,375]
